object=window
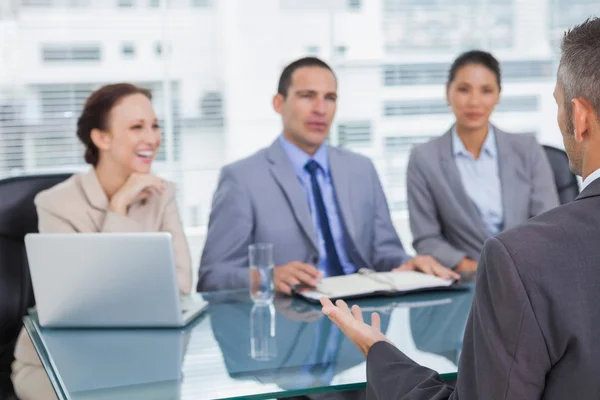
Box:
[306,45,320,55]
[121,42,136,57]
[383,60,554,86]
[191,0,211,7]
[3,1,598,233]
[20,0,52,6]
[383,0,515,52]
[118,0,135,7]
[383,100,448,116]
[199,92,224,127]
[496,96,539,112]
[335,46,347,57]
[42,44,101,62]
[383,96,539,117]
[384,135,439,211]
[348,0,361,9]
[383,63,448,86]
[338,121,372,148]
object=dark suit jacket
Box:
[366,177,600,399]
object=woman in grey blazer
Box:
[407,51,559,271]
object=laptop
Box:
[25,232,208,328]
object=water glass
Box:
[249,243,275,303]
[250,303,277,361]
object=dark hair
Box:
[77,83,152,166]
[447,50,502,91]
[277,57,336,97]
[559,17,600,121]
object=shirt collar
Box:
[581,168,600,191]
[452,125,497,158]
[278,134,329,177]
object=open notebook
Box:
[294,268,462,303]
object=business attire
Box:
[11,169,192,400]
[365,174,600,399]
[407,126,559,268]
[198,136,411,291]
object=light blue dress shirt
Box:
[452,126,504,236]
[279,135,357,276]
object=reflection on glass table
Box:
[24,286,474,400]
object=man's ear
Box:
[90,128,111,151]
[273,93,285,116]
[572,97,593,144]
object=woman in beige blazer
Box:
[11,83,192,399]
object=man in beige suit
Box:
[11,83,192,399]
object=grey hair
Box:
[558,17,600,121]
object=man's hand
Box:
[456,257,478,272]
[394,255,460,280]
[274,262,322,295]
[320,297,392,357]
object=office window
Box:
[306,45,320,55]
[502,60,554,81]
[20,0,52,6]
[42,44,101,62]
[383,100,448,116]
[191,0,210,7]
[348,0,361,10]
[383,0,515,52]
[383,96,539,117]
[335,46,347,57]
[384,135,438,211]
[383,63,449,86]
[496,96,539,112]
[338,121,372,148]
[2,1,598,233]
[199,92,224,127]
[121,42,136,57]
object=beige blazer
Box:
[12,169,192,399]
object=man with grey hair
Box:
[319,17,600,399]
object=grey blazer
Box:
[197,139,410,292]
[365,178,600,399]
[407,127,559,267]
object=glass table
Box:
[23,286,473,399]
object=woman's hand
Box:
[109,173,165,215]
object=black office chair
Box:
[542,145,579,204]
[0,173,71,397]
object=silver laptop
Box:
[25,232,208,328]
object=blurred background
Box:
[0,0,597,262]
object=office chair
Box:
[542,145,579,204]
[0,173,71,397]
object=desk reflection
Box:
[15,315,198,400]
[208,294,392,391]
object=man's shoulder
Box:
[328,145,374,168]
[495,200,586,265]
[221,148,270,176]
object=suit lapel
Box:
[439,129,489,240]
[495,128,520,229]
[266,140,319,251]
[80,169,108,231]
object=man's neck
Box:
[282,131,319,156]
